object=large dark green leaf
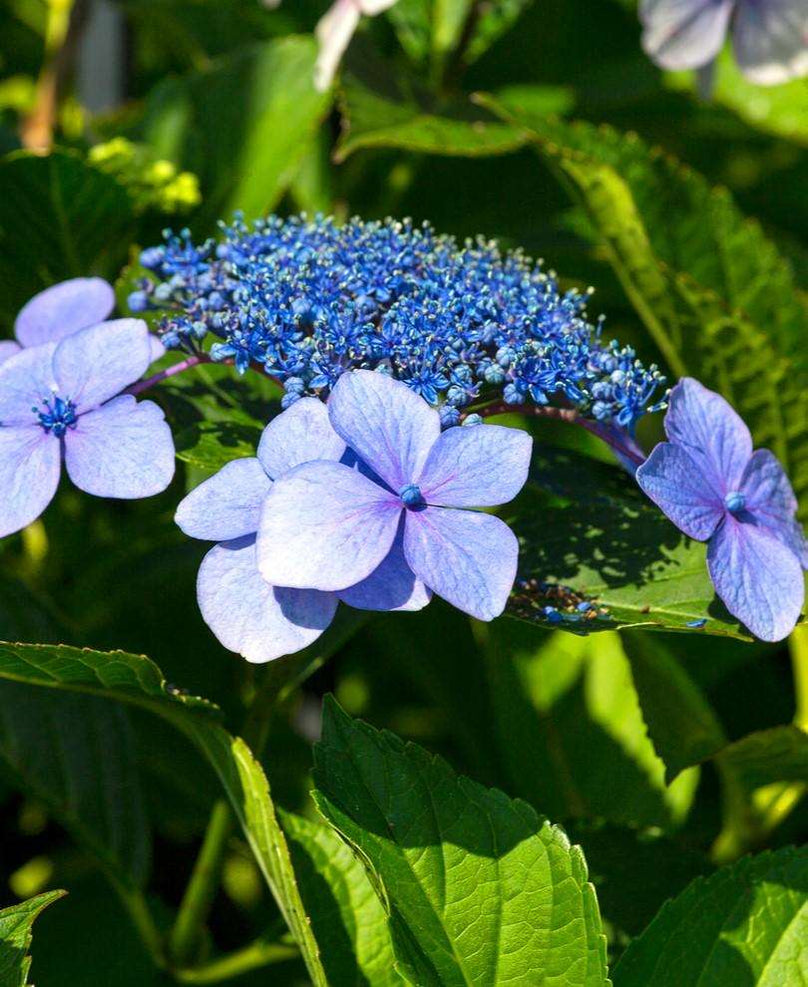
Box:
[0,150,135,323]
[336,68,528,163]
[613,847,808,987]
[510,446,748,638]
[313,697,610,986]
[0,684,151,890]
[476,93,808,518]
[0,641,328,987]
[0,891,65,987]
[140,37,332,230]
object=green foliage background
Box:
[0,0,806,984]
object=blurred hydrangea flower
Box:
[640,0,808,86]
[0,278,115,366]
[137,214,665,433]
[175,396,431,663]
[314,0,399,91]
[258,370,532,621]
[637,378,807,641]
[3,278,164,368]
[0,320,175,538]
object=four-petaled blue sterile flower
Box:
[0,278,116,366]
[637,378,807,642]
[0,319,175,538]
[175,396,433,663]
[640,0,808,85]
[1,278,165,368]
[257,369,533,622]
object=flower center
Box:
[33,395,77,438]
[724,490,746,515]
[399,483,425,509]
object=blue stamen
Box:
[724,491,746,514]
[34,395,78,438]
[399,484,424,508]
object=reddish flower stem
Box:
[474,401,647,468]
[126,354,212,396]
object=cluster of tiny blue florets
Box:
[131,214,666,428]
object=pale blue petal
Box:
[0,344,57,426]
[708,516,804,642]
[175,458,272,542]
[417,424,532,507]
[327,369,440,491]
[197,535,337,663]
[741,448,808,567]
[636,441,724,541]
[257,459,400,591]
[338,524,432,611]
[0,341,21,366]
[0,426,61,538]
[403,507,519,621]
[732,0,808,85]
[149,335,166,363]
[664,377,752,494]
[64,395,174,498]
[257,397,345,480]
[640,0,733,70]
[53,319,152,413]
[15,278,115,348]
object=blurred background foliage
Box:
[0,0,806,984]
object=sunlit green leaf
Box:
[313,697,610,986]
[613,847,808,987]
[283,811,403,987]
[0,891,65,987]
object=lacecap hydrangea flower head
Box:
[176,369,532,663]
[133,214,667,435]
[637,378,807,642]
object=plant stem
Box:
[169,800,234,967]
[474,400,646,468]
[790,624,808,730]
[174,937,298,984]
[126,354,211,396]
[110,878,167,970]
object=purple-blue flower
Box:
[175,396,432,663]
[0,319,175,538]
[1,278,165,368]
[0,278,115,366]
[640,0,808,85]
[257,370,533,622]
[637,378,807,642]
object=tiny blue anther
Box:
[34,395,78,438]
[686,618,707,629]
[399,484,424,508]
[724,491,746,514]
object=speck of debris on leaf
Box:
[511,578,611,626]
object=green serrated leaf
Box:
[313,697,610,987]
[140,36,332,230]
[0,642,328,987]
[282,811,403,987]
[336,68,527,163]
[0,150,135,324]
[613,847,808,987]
[510,446,748,638]
[475,93,808,519]
[174,420,264,471]
[0,890,65,987]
